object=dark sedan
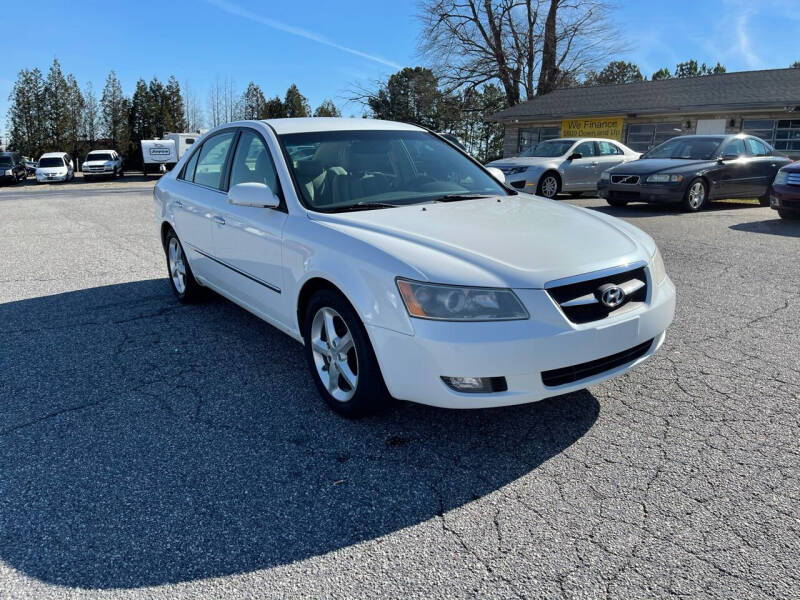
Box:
[597,135,791,212]
[769,162,800,220]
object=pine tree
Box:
[284,84,310,118]
[313,100,341,117]
[165,76,186,132]
[64,73,84,161]
[101,71,128,148]
[7,68,46,157]
[44,59,70,151]
[263,96,286,119]
[82,81,100,144]
[241,82,267,120]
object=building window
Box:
[774,119,800,152]
[742,119,776,145]
[517,126,560,154]
[626,122,682,152]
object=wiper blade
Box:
[334,201,398,212]
[432,194,490,202]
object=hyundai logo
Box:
[599,284,626,308]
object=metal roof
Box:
[492,68,800,122]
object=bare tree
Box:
[418,0,620,105]
[183,80,204,131]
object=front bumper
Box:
[598,180,684,203]
[36,174,68,183]
[0,174,17,182]
[368,275,676,408]
[770,184,800,213]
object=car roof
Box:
[39,152,67,158]
[87,149,115,154]
[258,117,424,135]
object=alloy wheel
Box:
[310,307,359,402]
[688,181,705,209]
[168,237,187,294]
[541,176,558,198]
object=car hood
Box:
[310,195,654,289]
[487,157,560,170]
[83,160,112,167]
[609,158,711,174]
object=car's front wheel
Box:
[777,209,799,220]
[303,289,388,417]
[536,173,560,199]
[164,229,203,303]
[606,197,628,207]
[682,178,708,212]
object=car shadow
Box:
[730,218,800,237]
[586,199,762,218]
[0,279,599,589]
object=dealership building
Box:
[492,67,800,159]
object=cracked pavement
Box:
[0,180,798,599]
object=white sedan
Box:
[154,118,675,416]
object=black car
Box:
[597,135,791,212]
[0,151,28,185]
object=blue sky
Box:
[2,0,799,138]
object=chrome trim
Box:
[185,243,281,293]
[544,261,648,289]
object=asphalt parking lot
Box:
[0,178,798,599]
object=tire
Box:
[164,229,204,303]
[568,192,583,199]
[536,172,560,199]
[777,209,800,220]
[682,178,708,212]
[118,168,124,177]
[606,197,628,207]
[758,194,771,207]
[303,289,389,417]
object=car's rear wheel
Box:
[682,178,708,212]
[536,173,560,199]
[606,197,628,207]
[164,229,203,303]
[303,289,388,417]
[777,209,799,220]
[758,193,771,207]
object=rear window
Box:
[39,157,65,168]
[0,156,12,166]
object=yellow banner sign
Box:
[561,117,623,141]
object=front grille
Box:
[611,174,640,185]
[786,173,800,186]
[541,338,654,387]
[547,266,648,324]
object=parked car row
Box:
[0,149,128,185]
[489,133,795,217]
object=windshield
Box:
[39,157,65,168]
[643,137,722,160]
[279,130,510,212]
[86,152,113,162]
[519,140,576,157]
[0,156,12,166]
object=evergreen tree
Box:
[584,61,644,86]
[263,96,286,118]
[44,59,70,151]
[129,78,151,142]
[164,76,186,132]
[313,100,341,117]
[82,81,100,144]
[367,67,445,130]
[241,82,267,119]
[284,84,310,118]
[651,67,672,80]
[7,68,46,157]
[101,71,128,149]
[147,77,168,137]
[64,73,84,161]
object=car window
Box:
[181,148,200,182]
[722,138,746,157]
[643,137,722,160]
[192,131,236,190]
[574,141,597,157]
[746,137,770,157]
[38,157,65,168]
[229,129,280,195]
[597,141,622,156]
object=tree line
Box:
[5,58,340,167]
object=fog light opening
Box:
[441,376,508,393]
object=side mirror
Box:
[227,182,280,208]
[567,152,583,160]
[485,166,506,184]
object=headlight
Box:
[4,169,11,176]
[600,171,610,181]
[649,247,667,285]
[396,279,529,321]
[504,166,528,175]
[646,174,683,183]
[773,170,788,185]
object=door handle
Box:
[591,161,599,166]
[212,215,226,225]
[174,199,184,208]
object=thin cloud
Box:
[735,12,762,68]
[205,0,401,69]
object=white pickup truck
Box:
[82,150,123,179]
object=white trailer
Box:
[141,139,178,175]
[162,132,200,160]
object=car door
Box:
[561,141,598,189]
[210,127,290,326]
[745,137,786,197]
[714,138,754,198]
[169,130,237,281]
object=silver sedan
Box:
[487,138,640,199]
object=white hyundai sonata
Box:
[154,118,675,416]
